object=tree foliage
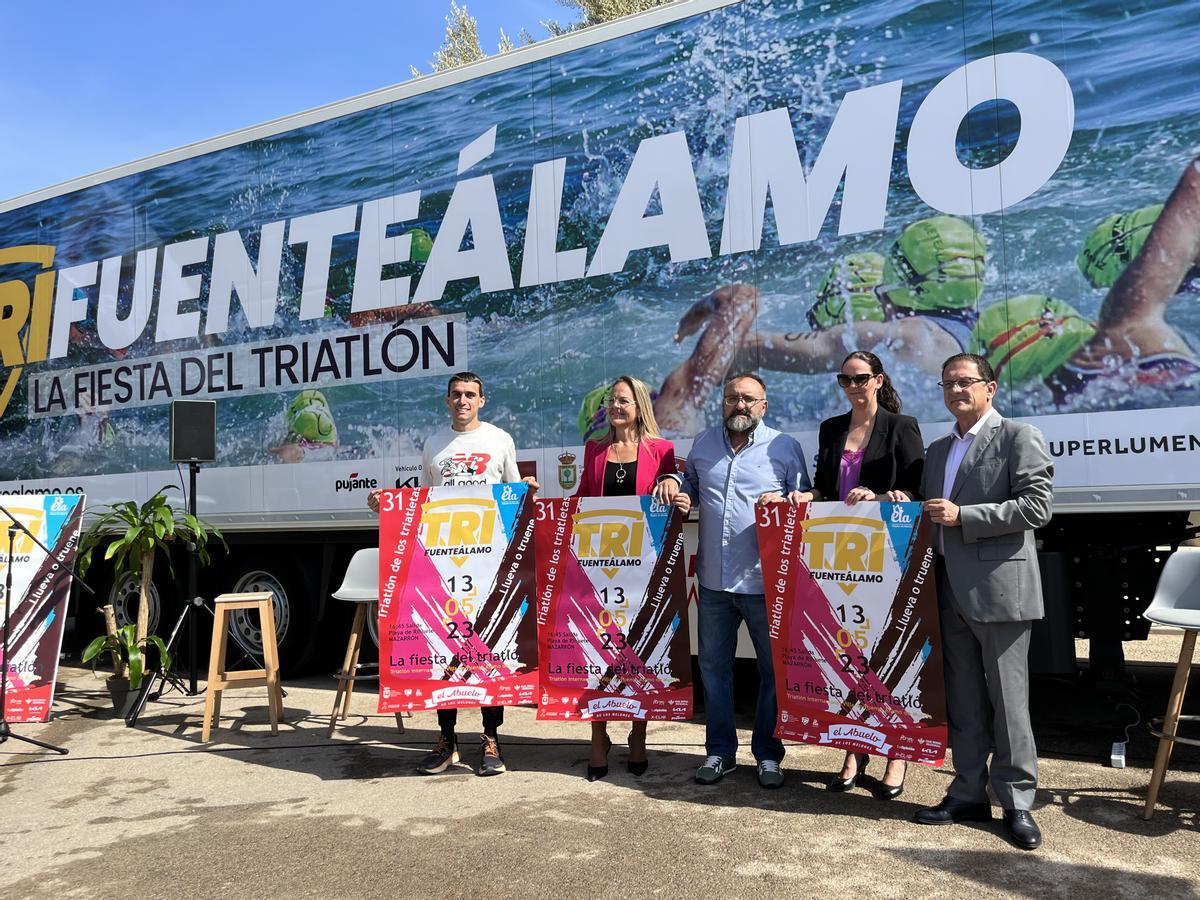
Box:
[413,0,673,76]
[413,1,516,76]
[543,0,673,36]
[78,486,225,644]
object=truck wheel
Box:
[108,572,163,636]
[366,604,380,648]
[226,562,319,675]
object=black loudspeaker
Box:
[169,400,216,463]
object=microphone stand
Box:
[0,501,94,755]
[126,461,221,726]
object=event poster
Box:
[1,494,85,723]
[377,483,538,711]
[756,501,947,764]
[535,496,691,721]
[4,1,1200,508]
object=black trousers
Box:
[438,706,504,742]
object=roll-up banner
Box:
[377,483,538,711]
[756,501,947,764]
[535,496,691,721]
[1,494,85,723]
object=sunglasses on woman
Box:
[836,373,876,388]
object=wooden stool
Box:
[1144,628,1199,819]
[202,591,284,741]
[328,598,407,737]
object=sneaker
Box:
[477,734,506,776]
[417,734,459,775]
[757,759,785,789]
[695,754,736,784]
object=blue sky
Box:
[0,0,566,201]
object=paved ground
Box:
[2,637,1198,899]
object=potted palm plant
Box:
[82,624,170,716]
[78,486,225,713]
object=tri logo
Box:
[0,244,57,420]
[572,509,645,579]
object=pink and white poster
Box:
[756,501,947,765]
[1,494,85,723]
[535,496,691,722]
[377,483,538,712]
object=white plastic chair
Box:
[1142,545,1200,819]
[328,548,406,737]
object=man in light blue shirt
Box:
[656,373,810,788]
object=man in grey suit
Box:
[916,352,1054,851]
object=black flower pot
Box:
[105,677,138,719]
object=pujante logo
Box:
[557,451,577,491]
[0,244,57,420]
[334,472,378,492]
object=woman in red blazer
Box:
[576,375,678,781]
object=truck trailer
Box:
[1,0,1197,675]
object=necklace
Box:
[611,438,639,485]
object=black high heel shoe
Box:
[587,735,613,782]
[875,758,906,800]
[826,752,870,792]
[627,729,648,776]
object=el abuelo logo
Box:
[572,509,645,579]
[801,515,887,595]
[0,245,57,419]
[420,497,498,561]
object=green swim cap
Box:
[884,216,986,311]
[577,383,611,442]
[287,389,338,445]
[1076,204,1163,288]
[410,228,433,264]
[969,295,1096,385]
[807,252,887,331]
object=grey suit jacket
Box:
[921,413,1054,623]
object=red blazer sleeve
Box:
[575,440,604,497]
[637,437,677,495]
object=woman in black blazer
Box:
[795,350,925,799]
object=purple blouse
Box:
[838,449,866,501]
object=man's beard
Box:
[725,412,761,433]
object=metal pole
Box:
[188,461,200,696]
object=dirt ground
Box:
[3,632,1198,900]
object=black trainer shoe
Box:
[417,734,459,775]
[477,734,506,776]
